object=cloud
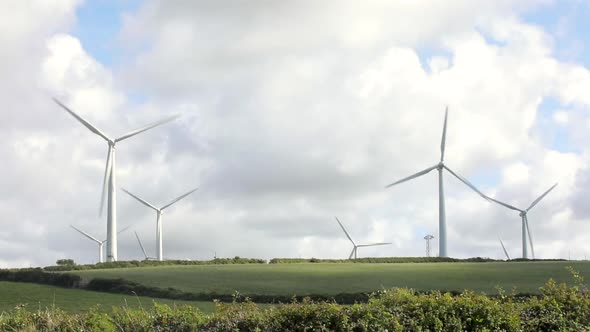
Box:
[1,0,590,267]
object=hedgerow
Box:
[1,275,589,331]
[268,257,566,264]
[43,257,266,272]
[0,268,81,288]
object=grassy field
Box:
[0,282,216,313]
[73,261,590,296]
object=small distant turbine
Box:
[424,235,434,257]
[484,183,558,259]
[498,235,511,260]
[122,187,199,261]
[335,217,391,259]
[70,225,130,263]
[134,231,156,261]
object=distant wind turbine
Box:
[55,98,179,262]
[70,225,130,263]
[122,187,199,261]
[484,183,558,259]
[335,217,391,259]
[498,235,511,260]
[385,107,488,257]
[135,231,156,261]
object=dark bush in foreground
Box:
[1,276,590,331]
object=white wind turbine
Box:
[484,183,558,259]
[135,231,157,261]
[335,217,391,259]
[122,187,199,261]
[54,98,179,262]
[70,225,130,263]
[385,108,488,257]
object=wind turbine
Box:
[335,217,391,259]
[498,235,511,260]
[122,187,199,261]
[135,231,156,261]
[483,183,558,259]
[70,225,130,263]
[385,107,488,257]
[54,98,179,262]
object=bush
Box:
[43,257,267,272]
[2,276,590,331]
[0,269,81,288]
[56,259,76,266]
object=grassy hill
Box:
[0,281,215,313]
[73,261,590,296]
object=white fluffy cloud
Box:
[2,0,590,267]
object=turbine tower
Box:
[483,183,558,259]
[135,231,157,261]
[122,187,199,261]
[335,217,391,259]
[70,225,130,263]
[424,234,434,257]
[55,98,179,262]
[498,235,511,260]
[385,108,488,257]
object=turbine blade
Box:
[385,164,438,188]
[443,165,489,201]
[115,114,181,143]
[121,188,159,211]
[134,231,149,259]
[440,106,448,162]
[99,147,113,217]
[53,98,111,142]
[335,217,355,246]
[70,225,101,244]
[357,243,392,247]
[161,187,199,210]
[498,236,511,260]
[486,196,522,212]
[348,248,355,259]
[526,183,558,212]
[117,225,131,235]
[525,215,535,259]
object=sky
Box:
[1,0,590,267]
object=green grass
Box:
[0,282,216,313]
[73,261,590,296]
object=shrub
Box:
[1,276,590,331]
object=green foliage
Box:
[56,259,76,266]
[0,268,81,288]
[44,257,266,272]
[269,256,566,264]
[1,276,590,331]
